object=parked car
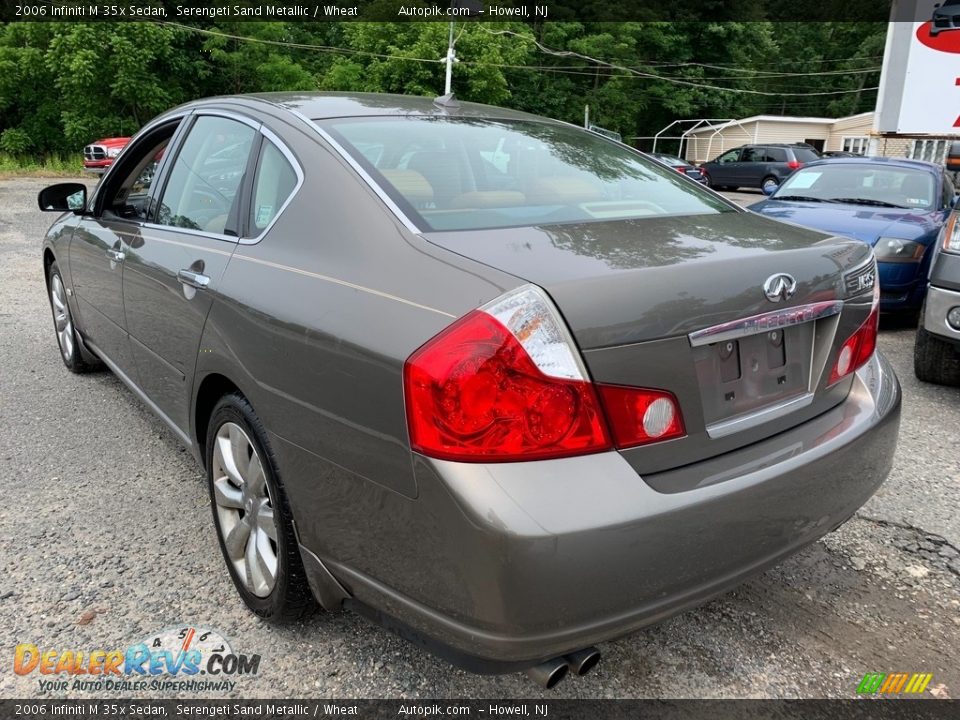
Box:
[82,136,130,172]
[750,157,956,314]
[648,152,708,183]
[699,143,820,193]
[822,150,864,158]
[930,0,960,36]
[915,210,960,385]
[37,93,901,688]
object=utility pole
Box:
[444,20,456,95]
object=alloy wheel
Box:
[49,273,74,362]
[211,421,279,597]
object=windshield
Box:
[774,164,935,209]
[322,117,733,232]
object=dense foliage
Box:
[0,20,885,156]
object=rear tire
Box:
[206,393,317,622]
[761,176,780,194]
[46,261,100,373]
[701,171,717,189]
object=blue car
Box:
[750,157,957,313]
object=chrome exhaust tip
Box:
[524,657,569,689]
[564,647,601,676]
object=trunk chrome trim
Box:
[688,301,843,348]
[705,392,815,439]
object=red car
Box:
[82,136,130,172]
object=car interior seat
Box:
[525,176,605,206]
[379,169,435,210]
[406,151,464,208]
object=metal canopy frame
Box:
[632,118,753,161]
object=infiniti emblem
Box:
[763,273,797,303]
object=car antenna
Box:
[433,92,460,110]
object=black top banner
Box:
[0,0,911,24]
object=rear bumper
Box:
[316,351,900,669]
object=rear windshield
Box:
[793,148,821,163]
[322,117,733,232]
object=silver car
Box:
[915,210,960,385]
[38,93,901,688]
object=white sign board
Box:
[876,0,960,134]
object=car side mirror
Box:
[762,183,778,197]
[38,183,87,214]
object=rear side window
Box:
[324,117,733,232]
[765,148,788,162]
[250,140,298,233]
[156,115,256,235]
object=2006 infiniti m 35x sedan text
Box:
[38,93,901,688]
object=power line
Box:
[166,22,880,96]
[478,27,880,97]
[163,22,445,64]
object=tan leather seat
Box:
[380,169,434,208]
[449,191,526,209]
[407,152,463,208]
[525,176,604,205]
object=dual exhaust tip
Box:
[524,647,601,689]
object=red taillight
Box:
[828,301,879,385]
[404,285,687,462]
[597,385,685,448]
[404,309,612,462]
[677,167,686,173]
[787,160,802,170]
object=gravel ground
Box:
[0,178,958,700]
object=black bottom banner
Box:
[2,699,959,720]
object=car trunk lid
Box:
[424,211,875,473]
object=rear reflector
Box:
[597,385,685,448]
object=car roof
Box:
[182,91,557,124]
[732,143,815,148]
[803,156,942,173]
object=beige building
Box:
[677,111,955,166]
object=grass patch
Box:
[0,153,87,179]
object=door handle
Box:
[106,248,125,263]
[177,269,211,289]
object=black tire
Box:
[704,175,731,192]
[914,316,960,387]
[205,393,317,622]
[46,260,100,373]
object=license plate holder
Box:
[693,322,814,428]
